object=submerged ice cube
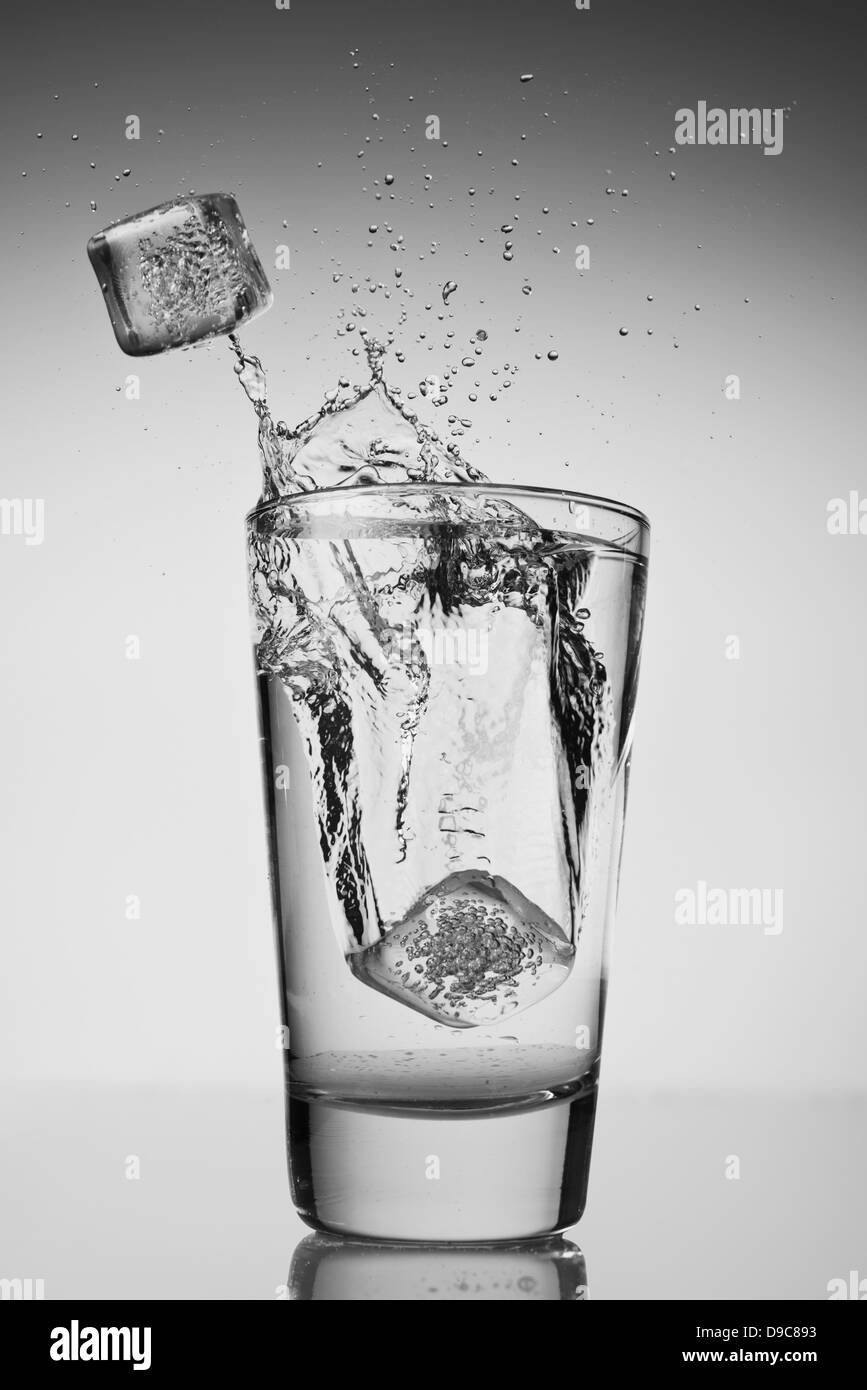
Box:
[87,192,272,355]
[349,871,574,1028]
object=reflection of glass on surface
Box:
[288,1234,588,1301]
[250,486,649,1240]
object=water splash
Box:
[231,330,488,501]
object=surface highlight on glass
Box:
[248,484,649,1241]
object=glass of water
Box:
[248,484,649,1241]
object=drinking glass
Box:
[248,484,649,1241]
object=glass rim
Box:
[246,481,650,532]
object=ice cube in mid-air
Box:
[86,192,272,355]
[349,871,574,1027]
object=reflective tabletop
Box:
[2,1087,863,1300]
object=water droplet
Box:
[669,171,677,180]
[368,223,378,233]
[36,132,43,139]
[503,250,513,261]
[20,170,26,177]
[547,349,559,361]
[586,217,595,225]
[646,294,654,302]
[71,132,79,141]
[519,73,534,83]
[619,327,629,336]
[694,303,701,311]
[122,168,131,177]
[522,284,532,296]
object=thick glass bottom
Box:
[286,1084,597,1242]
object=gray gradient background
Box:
[1,0,865,1298]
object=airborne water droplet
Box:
[519,73,534,83]
[547,350,559,361]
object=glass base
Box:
[287,1087,597,1242]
